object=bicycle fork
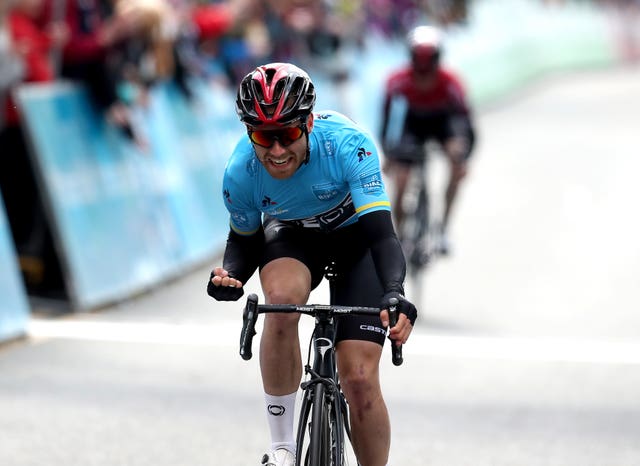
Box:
[298,316,346,466]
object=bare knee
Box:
[260,258,312,306]
[340,365,381,418]
[264,312,300,336]
[341,367,376,399]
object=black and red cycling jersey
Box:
[380,65,474,149]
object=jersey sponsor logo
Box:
[265,207,290,216]
[262,195,277,207]
[315,113,331,120]
[312,183,340,201]
[360,324,386,335]
[223,188,232,204]
[231,212,251,229]
[287,194,355,230]
[324,140,335,157]
[360,172,383,194]
[357,147,372,162]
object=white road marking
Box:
[406,334,640,365]
[28,319,241,347]
[27,319,640,365]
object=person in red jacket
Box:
[4,0,68,125]
[41,0,146,143]
[380,24,476,260]
[0,0,69,292]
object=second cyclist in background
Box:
[380,24,476,257]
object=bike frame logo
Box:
[316,337,333,358]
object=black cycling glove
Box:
[380,291,417,326]
[206,272,245,302]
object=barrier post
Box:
[0,193,30,343]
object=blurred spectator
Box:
[108,0,181,116]
[41,0,150,146]
[170,0,255,88]
[260,0,364,85]
[1,2,25,130]
[423,0,470,27]
[364,0,421,38]
[191,0,248,85]
[0,0,69,294]
[606,0,640,63]
[192,0,234,39]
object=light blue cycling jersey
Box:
[222,111,390,235]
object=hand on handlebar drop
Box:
[207,267,245,301]
[379,292,417,345]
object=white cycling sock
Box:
[264,391,297,454]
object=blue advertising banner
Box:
[0,194,30,342]
[16,81,241,310]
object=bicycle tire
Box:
[295,389,313,466]
[329,391,348,465]
[296,383,346,466]
[415,182,430,241]
[310,383,331,466]
[402,180,431,271]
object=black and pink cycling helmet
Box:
[236,63,317,127]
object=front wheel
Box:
[296,383,346,466]
[400,181,431,272]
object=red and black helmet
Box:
[407,25,443,70]
[236,63,316,127]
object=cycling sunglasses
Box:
[248,126,305,148]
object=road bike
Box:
[388,141,447,305]
[239,293,402,466]
[397,150,433,274]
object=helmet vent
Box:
[264,68,277,87]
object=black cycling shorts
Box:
[387,112,475,165]
[259,216,387,346]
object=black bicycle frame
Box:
[299,307,345,466]
[238,294,402,466]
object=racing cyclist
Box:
[380,24,476,257]
[207,62,417,466]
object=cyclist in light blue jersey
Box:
[223,109,390,233]
[207,62,417,466]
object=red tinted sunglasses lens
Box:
[248,131,277,147]
[250,127,304,147]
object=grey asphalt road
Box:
[2,65,640,466]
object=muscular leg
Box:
[442,162,466,230]
[336,340,389,466]
[442,138,468,231]
[389,162,411,229]
[259,257,311,395]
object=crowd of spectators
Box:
[4,0,635,299]
[1,0,473,138]
[15,0,637,301]
[1,0,472,297]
